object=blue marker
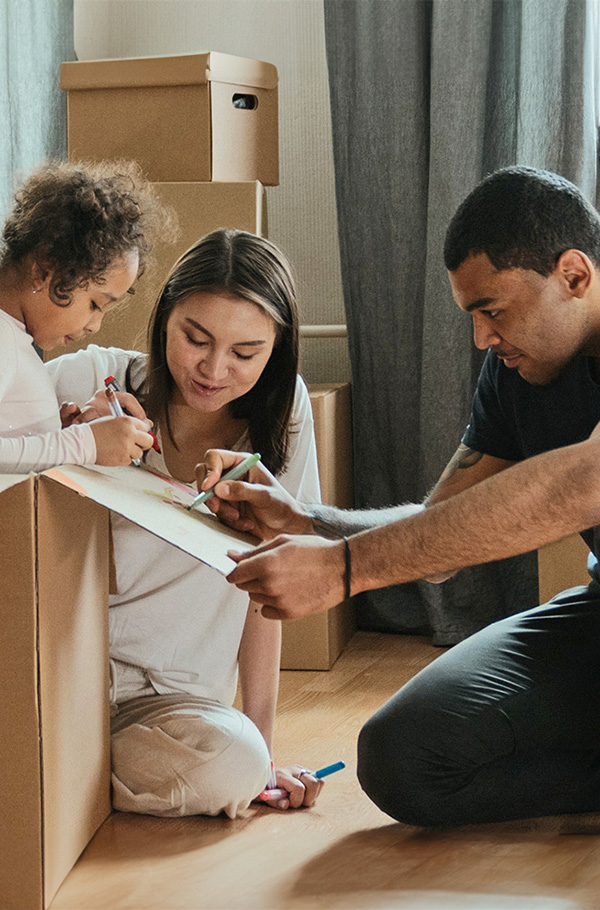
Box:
[258,760,346,801]
[187,452,261,511]
[314,760,346,779]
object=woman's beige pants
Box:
[111,694,271,819]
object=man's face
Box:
[449,252,590,385]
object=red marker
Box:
[104,376,161,454]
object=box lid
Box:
[60,51,278,91]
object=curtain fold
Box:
[324,0,599,644]
[0,0,74,218]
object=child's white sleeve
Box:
[0,324,97,474]
[0,423,96,474]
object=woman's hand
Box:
[258,765,324,810]
[195,449,313,539]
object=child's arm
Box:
[0,337,152,473]
[0,323,99,473]
[238,602,324,810]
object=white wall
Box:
[74,0,349,383]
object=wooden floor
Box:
[51,632,600,910]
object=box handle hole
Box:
[232,93,258,110]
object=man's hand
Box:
[226,535,346,620]
[196,449,313,540]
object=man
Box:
[204,167,600,826]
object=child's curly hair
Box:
[1,159,171,304]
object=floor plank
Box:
[50,632,600,910]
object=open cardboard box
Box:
[0,463,254,910]
[60,52,279,185]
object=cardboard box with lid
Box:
[60,52,279,185]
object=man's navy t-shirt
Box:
[462,350,600,580]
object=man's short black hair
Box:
[444,166,600,276]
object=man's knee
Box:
[357,694,480,828]
[357,704,443,827]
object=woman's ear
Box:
[556,249,594,298]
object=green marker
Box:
[187,452,261,511]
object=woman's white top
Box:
[48,345,321,707]
[0,309,95,472]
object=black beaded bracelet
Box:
[343,536,351,600]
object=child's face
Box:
[27,250,139,351]
[165,291,277,414]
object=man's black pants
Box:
[357,584,600,826]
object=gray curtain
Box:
[324,0,599,645]
[0,0,74,218]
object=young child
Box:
[49,229,325,818]
[0,159,165,472]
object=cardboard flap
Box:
[0,473,35,495]
[61,52,277,91]
[42,464,256,575]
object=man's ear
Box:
[556,249,594,298]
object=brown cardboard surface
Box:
[0,477,43,910]
[211,81,279,184]
[0,476,112,910]
[37,478,111,905]
[538,533,590,604]
[280,383,356,670]
[308,383,353,509]
[60,51,278,91]
[61,52,279,184]
[53,180,266,359]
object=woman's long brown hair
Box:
[130,228,300,475]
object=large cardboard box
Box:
[60,52,279,185]
[56,180,267,358]
[0,475,111,910]
[280,383,356,670]
[0,464,255,909]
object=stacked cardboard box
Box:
[0,49,355,910]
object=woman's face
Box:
[165,291,278,413]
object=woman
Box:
[49,228,323,818]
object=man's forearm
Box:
[350,438,600,593]
[308,502,425,538]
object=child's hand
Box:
[59,401,82,428]
[71,387,149,424]
[91,415,153,465]
[258,765,324,811]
